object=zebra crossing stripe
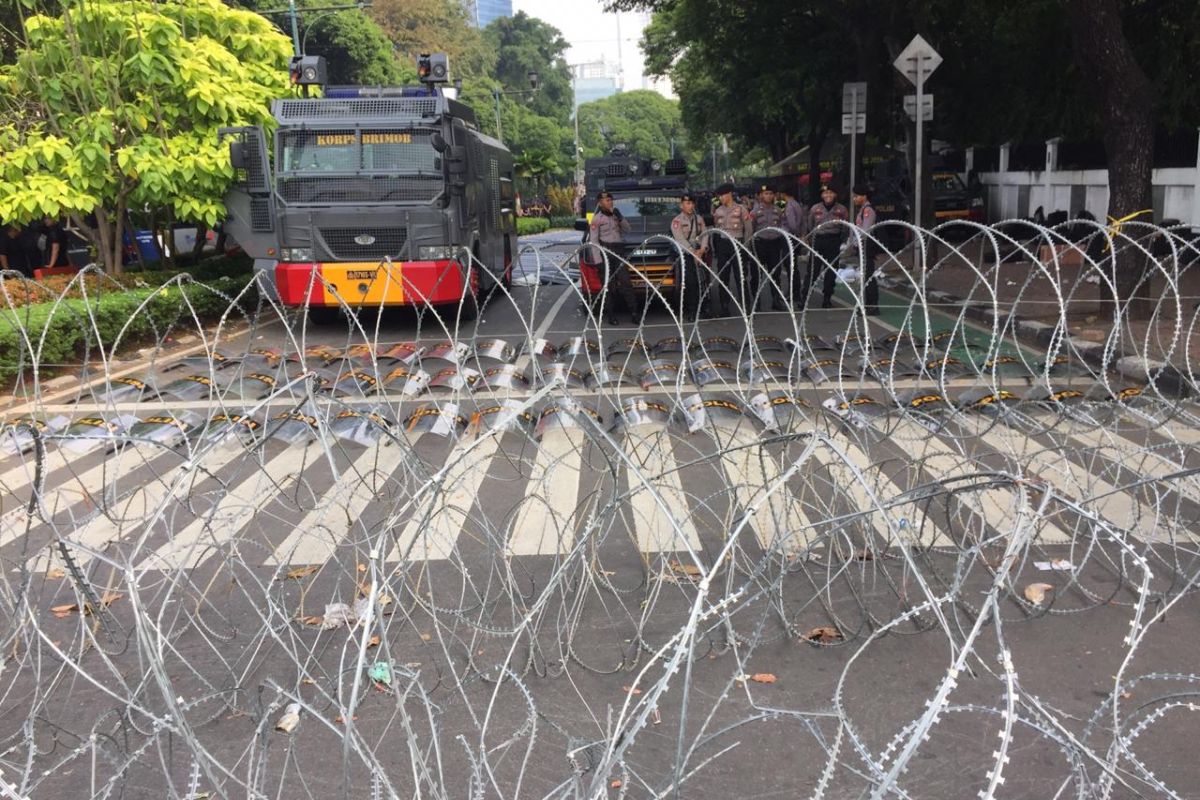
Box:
[622,428,702,554]
[712,422,813,553]
[968,419,1189,544]
[884,417,1073,546]
[139,441,320,571]
[386,430,503,562]
[506,429,588,555]
[268,437,419,566]
[31,441,249,570]
[1060,424,1200,519]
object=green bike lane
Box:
[830,280,1048,366]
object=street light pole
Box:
[287,0,301,57]
[493,89,503,142]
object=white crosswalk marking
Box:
[387,430,503,562]
[1060,424,1200,510]
[32,441,249,570]
[804,430,904,549]
[966,419,1191,544]
[879,417,1073,546]
[506,429,588,555]
[623,428,701,553]
[267,438,417,566]
[712,421,812,552]
[140,441,320,571]
[0,443,154,544]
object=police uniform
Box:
[587,191,636,323]
[670,195,707,320]
[852,184,880,316]
[803,186,850,309]
[706,184,754,316]
[750,186,787,311]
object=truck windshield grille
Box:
[278,176,441,204]
[318,228,408,261]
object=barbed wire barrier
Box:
[0,220,1198,798]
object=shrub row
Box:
[516,217,550,236]
[0,276,260,382]
[548,215,577,230]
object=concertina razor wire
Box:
[0,218,1197,799]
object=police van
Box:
[221,53,515,321]
[575,146,690,303]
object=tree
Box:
[0,0,292,273]
[369,0,495,79]
[577,90,689,163]
[484,11,573,125]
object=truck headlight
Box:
[280,247,313,261]
[418,246,458,260]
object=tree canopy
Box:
[0,0,293,272]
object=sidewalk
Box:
[875,240,1200,388]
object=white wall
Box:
[979,166,1200,226]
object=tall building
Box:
[465,0,512,28]
[574,60,620,106]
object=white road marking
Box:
[386,431,503,562]
[138,441,320,571]
[506,429,588,555]
[622,428,702,553]
[712,422,813,552]
[268,438,418,566]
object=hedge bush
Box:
[548,215,577,230]
[516,217,550,236]
[0,276,260,382]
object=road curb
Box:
[876,275,1193,396]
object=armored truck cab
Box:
[221,55,515,319]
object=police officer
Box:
[750,184,788,311]
[803,184,850,309]
[851,183,880,316]
[670,193,707,321]
[587,190,637,324]
[707,183,753,316]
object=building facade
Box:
[466,0,512,28]
[574,61,620,106]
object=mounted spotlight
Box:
[289,55,327,88]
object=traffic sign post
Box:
[842,82,867,206]
[903,94,934,122]
[894,35,942,226]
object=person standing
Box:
[750,184,788,311]
[40,216,72,270]
[707,183,753,316]
[851,183,881,316]
[803,184,850,309]
[670,193,708,322]
[0,223,38,277]
[587,190,637,324]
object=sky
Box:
[512,0,669,94]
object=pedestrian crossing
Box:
[5,406,1200,575]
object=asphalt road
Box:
[2,232,1199,799]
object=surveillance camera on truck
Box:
[221,52,515,320]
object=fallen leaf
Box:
[669,560,702,577]
[283,565,319,580]
[275,703,301,733]
[368,635,380,648]
[610,779,622,788]
[750,673,777,684]
[357,564,367,573]
[50,603,78,618]
[46,568,65,579]
[804,626,843,644]
[333,715,358,725]
[301,678,315,686]
[99,591,123,607]
[419,632,431,641]
[1120,691,1133,700]
[1024,582,1054,606]
[299,615,324,626]
[651,708,661,725]
[622,685,642,695]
